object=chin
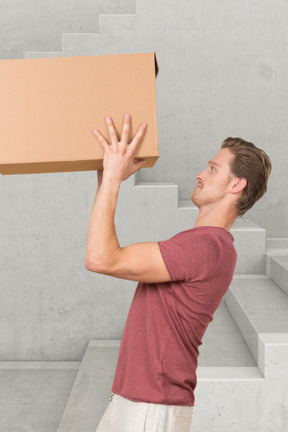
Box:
[191,194,200,208]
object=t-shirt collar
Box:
[191,225,235,242]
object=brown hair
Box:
[221,137,272,217]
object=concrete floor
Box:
[0,363,79,432]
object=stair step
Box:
[266,237,288,251]
[57,341,120,432]
[231,219,266,274]
[224,275,288,363]
[269,255,288,295]
[199,301,256,366]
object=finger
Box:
[133,159,146,172]
[127,160,146,178]
[129,123,147,153]
[93,129,110,150]
[105,117,119,147]
[121,114,131,145]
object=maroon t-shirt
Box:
[112,226,237,406]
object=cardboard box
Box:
[0,52,159,175]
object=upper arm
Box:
[85,241,172,283]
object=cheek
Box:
[215,175,228,186]
[209,178,226,194]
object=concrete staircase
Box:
[1,175,287,432]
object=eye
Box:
[209,165,215,172]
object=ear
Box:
[230,178,247,195]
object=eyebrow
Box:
[208,160,221,167]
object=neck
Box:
[193,203,238,232]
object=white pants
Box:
[96,393,194,432]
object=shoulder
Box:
[162,228,222,246]
[158,229,222,261]
[158,230,222,282]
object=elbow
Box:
[85,249,121,274]
[84,257,100,273]
[84,256,108,274]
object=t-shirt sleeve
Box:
[158,231,221,282]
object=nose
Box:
[196,170,205,181]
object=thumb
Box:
[134,159,146,172]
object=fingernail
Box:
[106,117,111,123]
[93,129,98,134]
[125,114,131,119]
[142,123,147,129]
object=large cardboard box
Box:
[0,53,159,175]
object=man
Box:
[85,114,272,432]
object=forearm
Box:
[85,114,146,271]
[85,177,122,270]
